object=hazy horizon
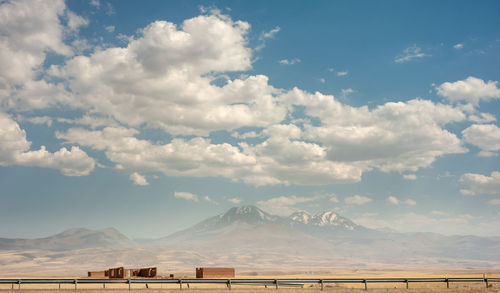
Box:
[0,0,499,241]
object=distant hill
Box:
[0,227,134,251]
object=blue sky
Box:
[1,0,499,239]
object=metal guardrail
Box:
[0,277,498,290]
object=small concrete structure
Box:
[196,267,235,278]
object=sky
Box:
[0,0,500,239]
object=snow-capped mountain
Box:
[288,211,311,224]
[287,210,360,231]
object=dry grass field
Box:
[1,269,499,292]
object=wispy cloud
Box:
[204,195,219,205]
[453,43,464,49]
[344,195,372,205]
[336,71,348,76]
[279,58,300,65]
[228,197,242,204]
[174,191,199,202]
[403,174,417,180]
[256,26,280,51]
[394,45,429,63]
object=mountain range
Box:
[1,205,499,276]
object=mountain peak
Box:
[289,210,311,224]
[287,210,358,231]
[220,205,277,225]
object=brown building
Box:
[196,267,235,278]
[107,267,157,278]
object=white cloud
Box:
[340,88,354,97]
[130,172,148,186]
[0,8,483,187]
[404,199,417,206]
[105,25,115,32]
[66,11,88,31]
[460,171,500,195]
[0,112,95,176]
[386,196,399,205]
[394,45,429,63]
[257,195,319,216]
[261,26,280,39]
[228,197,242,204]
[344,195,372,205]
[230,130,262,139]
[284,90,468,174]
[336,71,348,76]
[51,12,286,136]
[319,78,325,84]
[462,124,500,154]
[0,0,92,112]
[436,76,500,105]
[174,191,199,202]
[403,174,417,180]
[203,195,218,205]
[279,58,300,65]
[90,0,100,8]
[453,43,464,49]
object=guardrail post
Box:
[275,279,279,290]
[227,279,231,290]
[74,279,77,291]
[320,279,324,291]
[485,278,489,289]
[128,279,131,290]
[364,279,368,290]
[179,279,182,290]
[18,279,21,291]
[446,278,449,289]
[59,283,61,290]
[405,279,409,289]
[103,283,105,289]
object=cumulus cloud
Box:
[436,76,500,105]
[174,191,199,202]
[386,196,399,205]
[462,124,500,154]
[0,6,484,187]
[460,171,500,195]
[284,89,468,174]
[344,195,372,205]
[0,112,95,176]
[51,12,286,136]
[394,45,429,63]
[130,172,148,186]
